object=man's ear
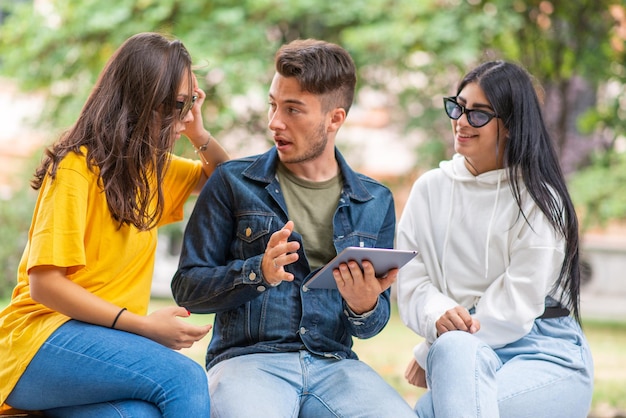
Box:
[327,107,346,133]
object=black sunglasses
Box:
[175,95,198,120]
[443,97,498,128]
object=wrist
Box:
[345,300,378,317]
[111,307,127,329]
[190,132,212,151]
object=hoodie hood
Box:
[440,153,509,185]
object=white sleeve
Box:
[396,179,458,348]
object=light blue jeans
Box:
[415,317,594,418]
[6,320,211,417]
[207,350,416,418]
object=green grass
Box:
[2,297,624,412]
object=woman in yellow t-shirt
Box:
[0,32,229,417]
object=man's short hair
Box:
[274,39,357,113]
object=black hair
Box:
[457,61,581,322]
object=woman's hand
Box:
[436,305,481,336]
[29,265,211,350]
[137,306,212,350]
[405,357,427,388]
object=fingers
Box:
[334,261,381,314]
[185,323,212,341]
[436,306,476,335]
[404,358,427,388]
[146,307,212,350]
[404,357,419,381]
[174,306,191,318]
[262,221,300,285]
[333,260,364,287]
[376,267,398,291]
[333,261,396,290]
[470,318,480,333]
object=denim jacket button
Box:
[256,285,266,292]
[249,272,257,281]
[245,227,252,237]
[299,327,307,335]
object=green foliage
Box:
[1,1,622,167]
[570,150,626,231]
[0,185,36,299]
[0,0,624,291]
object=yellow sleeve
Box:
[27,160,90,272]
[159,154,203,226]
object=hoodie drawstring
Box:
[484,172,503,280]
[441,177,456,294]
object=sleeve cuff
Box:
[344,300,378,319]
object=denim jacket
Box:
[172,147,396,369]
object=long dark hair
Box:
[32,32,194,230]
[457,61,581,322]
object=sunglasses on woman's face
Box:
[175,95,198,120]
[443,97,498,128]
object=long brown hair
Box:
[32,32,194,230]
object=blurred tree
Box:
[1,1,621,163]
[0,0,623,297]
[0,190,35,298]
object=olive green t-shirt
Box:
[276,163,343,270]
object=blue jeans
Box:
[416,317,594,418]
[207,351,416,418]
[6,320,210,418]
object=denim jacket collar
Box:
[243,147,374,203]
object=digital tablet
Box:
[303,247,418,290]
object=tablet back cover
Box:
[303,247,418,290]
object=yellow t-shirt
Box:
[0,148,202,406]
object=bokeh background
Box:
[1,1,625,416]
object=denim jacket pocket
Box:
[234,213,278,260]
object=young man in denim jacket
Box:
[172,39,415,417]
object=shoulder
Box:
[411,167,446,191]
[216,154,264,180]
[354,172,392,194]
[56,149,92,181]
[220,154,260,170]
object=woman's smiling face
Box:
[452,82,508,175]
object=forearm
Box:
[186,132,229,193]
[172,255,268,313]
[29,265,136,329]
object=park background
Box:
[0,1,625,416]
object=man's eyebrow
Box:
[268,93,307,106]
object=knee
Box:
[167,357,210,412]
[428,331,487,364]
[431,330,482,351]
[179,357,208,387]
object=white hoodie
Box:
[396,154,565,369]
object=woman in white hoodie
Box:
[396,61,594,417]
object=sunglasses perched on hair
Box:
[175,95,198,120]
[443,97,498,128]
